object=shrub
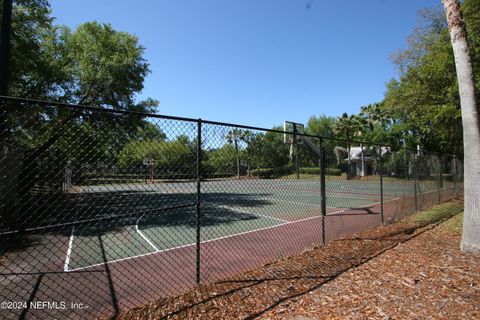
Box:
[297,167,342,176]
[251,166,293,178]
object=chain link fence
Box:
[0,96,463,319]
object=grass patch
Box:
[437,212,464,236]
[412,201,464,225]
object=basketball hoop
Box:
[284,121,305,160]
[284,121,305,144]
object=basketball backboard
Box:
[284,121,305,144]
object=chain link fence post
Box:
[294,125,299,179]
[416,153,421,211]
[379,145,384,224]
[438,155,444,203]
[453,154,459,198]
[414,171,418,212]
[196,119,202,285]
[319,137,327,245]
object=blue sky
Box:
[48,0,442,129]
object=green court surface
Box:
[65,178,418,271]
[66,204,284,271]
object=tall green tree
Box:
[226,128,251,179]
[62,22,154,110]
[333,113,359,164]
[246,129,289,171]
[4,1,159,167]
[306,114,337,166]
[5,0,66,98]
[383,5,468,154]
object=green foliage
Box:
[297,167,342,176]
[305,114,337,166]
[117,137,194,175]
[306,114,336,137]
[63,22,153,109]
[247,130,290,169]
[204,144,238,176]
[319,0,479,156]
[4,0,163,179]
[7,0,65,98]
[250,167,293,178]
[381,2,478,155]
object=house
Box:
[334,146,389,177]
[347,146,374,176]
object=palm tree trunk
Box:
[234,139,240,179]
[443,0,480,253]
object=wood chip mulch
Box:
[112,200,479,320]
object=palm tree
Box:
[360,103,396,176]
[443,0,480,253]
[241,130,254,177]
[360,103,389,131]
[334,113,359,178]
[226,129,248,179]
[352,114,369,176]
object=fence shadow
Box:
[139,208,459,320]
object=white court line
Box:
[207,203,289,223]
[65,196,402,272]
[135,214,160,252]
[63,226,75,272]
[264,197,322,207]
[67,219,291,272]
[326,198,400,216]
[245,193,394,209]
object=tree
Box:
[333,113,360,178]
[307,114,336,137]
[1,1,161,232]
[352,114,368,176]
[205,144,238,177]
[306,115,337,167]
[226,128,249,179]
[381,4,475,155]
[241,130,254,176]
[63,22,154,109]
[5,0,64,98]
[4,3,159,168]
[443,0,480,253]
[5,2,158,134]
[117,135,194,178]
[245,128,290,172]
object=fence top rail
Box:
[0,95,454,156]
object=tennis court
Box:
[64,178,416,271]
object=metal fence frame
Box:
[0,95,463,319]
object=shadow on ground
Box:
[112,201,463,320]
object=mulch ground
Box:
[110,200,479,320]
